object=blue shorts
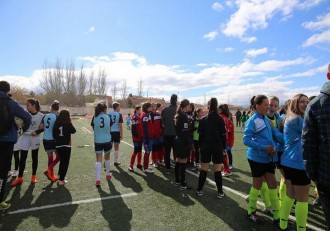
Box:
[43,140,56,153]
[111,132,121,143]
[95,142,112,154]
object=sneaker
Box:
[44,169,52,181]
[106,174,112,180]
[153,163,159,168]
[31,175,37,184]
[159,162,166,167]
[128,166,134,172]
[12,170,19,177]
[196,190,203,196]
[143,168,154,173]
[114,162,121,166]
[57,180,66,186]
[229,165,233,170]
[217,192,225,199]
[265,207,273,216]
[95,180,101,187]
[11,177,23,187]
[137,164,143,170]
[222,171,232,177]
[179,185,187,191]
[313,198,320,206]
[175,181,181,186]
[247,212,263,224]
[0,201,11,210]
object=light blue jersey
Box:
[43,112,57,140]
[108,111,123,132]
[91,112,111,143]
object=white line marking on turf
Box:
[8,192,137,215]
[82,127,93,134]
[121,141,324,231]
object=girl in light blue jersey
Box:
[108,102,123,166]
[91,103,112,187]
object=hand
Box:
[265,145,276,155]
[223,149,228,157]
[31,131,36,136]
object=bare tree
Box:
[88,70,94,95]
[111,82,117,101]
[95,69,108,96]
[137,78,143,97]
[121,79,127,99]
[77,65,87,95]
[40,58,63,101]
[63,59,77,95]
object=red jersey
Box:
[151,111,162,139]
[142,112,153,140]
[220,113,234,148]
[131,114,143,142]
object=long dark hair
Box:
[175,99,190,126]
[27,98,41,112]
[56,110,71,124]
[51,100,60,111]
[95,103,107,117]
[142,102,151,113]
[219,104,230,117]
[250,95,267,111]
[208,97,218,113]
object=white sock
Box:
[95,162,101,181]
[105,160,110,175]
[114,151,119,162]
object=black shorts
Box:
[248,159,275,177]
[111,132,121,143]
[200,143,223,164]
[173,137,190,159]
[276,151,283,169]
[43,140,56,152]
[95,142,112,154]
[282,166,311,186]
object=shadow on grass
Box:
[98,181,132,231]
[111,165,143,193]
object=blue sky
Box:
[0,0,329,105]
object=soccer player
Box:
[53,110,76,185]
[126,113,131,130]
[193,108,203,169]
[243,95,283,225]
[129,105,143,172]
[11,98,44,186]
[280,94,310,230]
[142,102,154,173]
[91,103,112,187]
[43,100,60,182]
[108,102,123,166]
[197,98,226,198]
[150,103,163,167]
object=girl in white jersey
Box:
[11,99,44,186]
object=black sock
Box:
[31,149,39,175]
[180,163,186,186]
[175,162,180,183]
[14,150,20,170]
[198,170,207,191]
[214,171,223,193]
[19,150,28,177]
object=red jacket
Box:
[131,114,143,142]
[220,113,234,148]
[151,111,162,139]
[142,112,153,140]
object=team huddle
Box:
[0,77,329,230]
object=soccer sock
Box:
[279,178,287,205]
[130,152,137,167]
[143,152,150,169]
[95,162,101,181]
[48,155,54,174]
[13,150,20,170]
[268,188,280,220]
[49,156,60,175]
[180,163,186,186]
[280,195,294,230]
[175,162,180,182]
[198,170,207,191]
[105,160,110,175]
[137,152,142,165]
[248,187,260,215]
[260,182,271,208]
[295,202,308,231]
[214,171,223,193]
[31,149,39,176]
[151,151,156,163]
[114,151,119,163]
[18,150,28,177]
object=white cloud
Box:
[203,31,219,41]
[303,29,330,47]
[285,64,328,77]
[302,13,330,47]
[225,0,234,8]
[303,13,330,30]
[224,47,235,52]
[221,0,323,42]
[245,47,268,57]
[212,2,224,12]
[88,26,95,33]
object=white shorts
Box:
[20,134,41,151]
[13,136,22,151]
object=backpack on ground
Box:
[0,99,13,135]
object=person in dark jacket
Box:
[196,98,227,199]
[161,94,177,173]
[0,81,31,210]
[303,65,330,230]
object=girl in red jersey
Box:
[142,102,154,173]
[151,103,163,167]
[129,106,143,172]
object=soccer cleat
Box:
[137,164,143,170]
[222,171,232,177]
[31,175,37,184]
[128,166,134,172]
[12,170,19,177]
[51,175,59,182]
[153,163,159,168]
[114,162,121,167]
[195,163,201,168]
[7,171,12,178]
[143,168,154,173]
[44,169,53,181]
[0,201,11,210]
[179,185,187,191]
[95,180,101,187]
[229,165,233,170]
[196,190,203,196]
[11,177,23,187]
[106,174,112,180]
[57,180,66,186]
[217,191,225,199]
[247,212,263,224]
[175,181,181,186]
[245,195,249,202]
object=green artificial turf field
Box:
[0,117,326,231]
